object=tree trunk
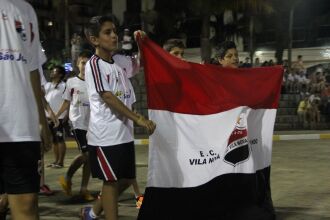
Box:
[200,2,211,63]
[64,0,70,54]
[288,5,294,70]
[249,16,254,66]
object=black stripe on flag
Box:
[138,166,275,220]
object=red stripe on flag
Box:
[138,38,283,115]
[96,147,115,181]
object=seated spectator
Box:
[306,93,321,129]
[316,71,326,93]
[283,59,289,69]
[296,70,310,93]
[320,83,330,116]
[268,59,274,66]
[241,57,252,68]
[261,61,269,67]
[286,71,298,93]
[291,55,306,74]
[297,95,309,128]
[281,69,288,94]
[254,57,261,67]
[325,70,330,84]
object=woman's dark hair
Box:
[214,41,237,60]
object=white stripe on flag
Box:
[147,107,276,188]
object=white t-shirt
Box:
[122,35,133,50]
[39,46,47,86]
[296,74,310,84]
[39,66,47,86]
[62,76,90,130]
[0,0,44,142]
[287,73,295,82]
[85,54,138,146]
[44,81,67,119]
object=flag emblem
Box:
[224,112,251,166]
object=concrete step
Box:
[276,115,299,123]
[280,94,301,102]
[279,100,298,108]
[274,123,293,130]
[275,122,330,130]
[277,108,297,115]
[276,115,328,123]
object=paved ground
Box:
[4,137,330,219]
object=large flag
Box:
[137,37,283,220]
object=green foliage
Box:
[46,58,62,70]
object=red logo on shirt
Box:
[1,11,8,20]
[29,23,34,43]
[15,19,27,41]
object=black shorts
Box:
[73,129,88,153]
[88,142,136,182]
[48,119,65,143]
[0,142,41,194]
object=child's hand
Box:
[136,114,156,135]
[134,30,147,41]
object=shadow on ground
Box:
[276,207,330,220]
[37,192,137,219]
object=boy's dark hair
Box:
[78,50,92,59]
[53,65,66,88]
[163,39,185,52]
[84,14,118,44]
[214,41,236,60]
[53,65,66,77]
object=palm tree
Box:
[234,1,273,65]
[189,0,273,63]
[285,0,301,68]
[271,0,302,66]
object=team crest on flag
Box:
[224,112,251,166]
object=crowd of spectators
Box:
[280,55,330,129]
[239,54,330,129]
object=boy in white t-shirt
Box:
[81,15,156,220]
[57,51,94,201]
[44,66,67,168]
[0,0,52,219]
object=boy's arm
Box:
[40,86,59,127]
[56,100,70,118]
[100,91,156,135]
[30,69,52,152]
[42,96,59,127]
